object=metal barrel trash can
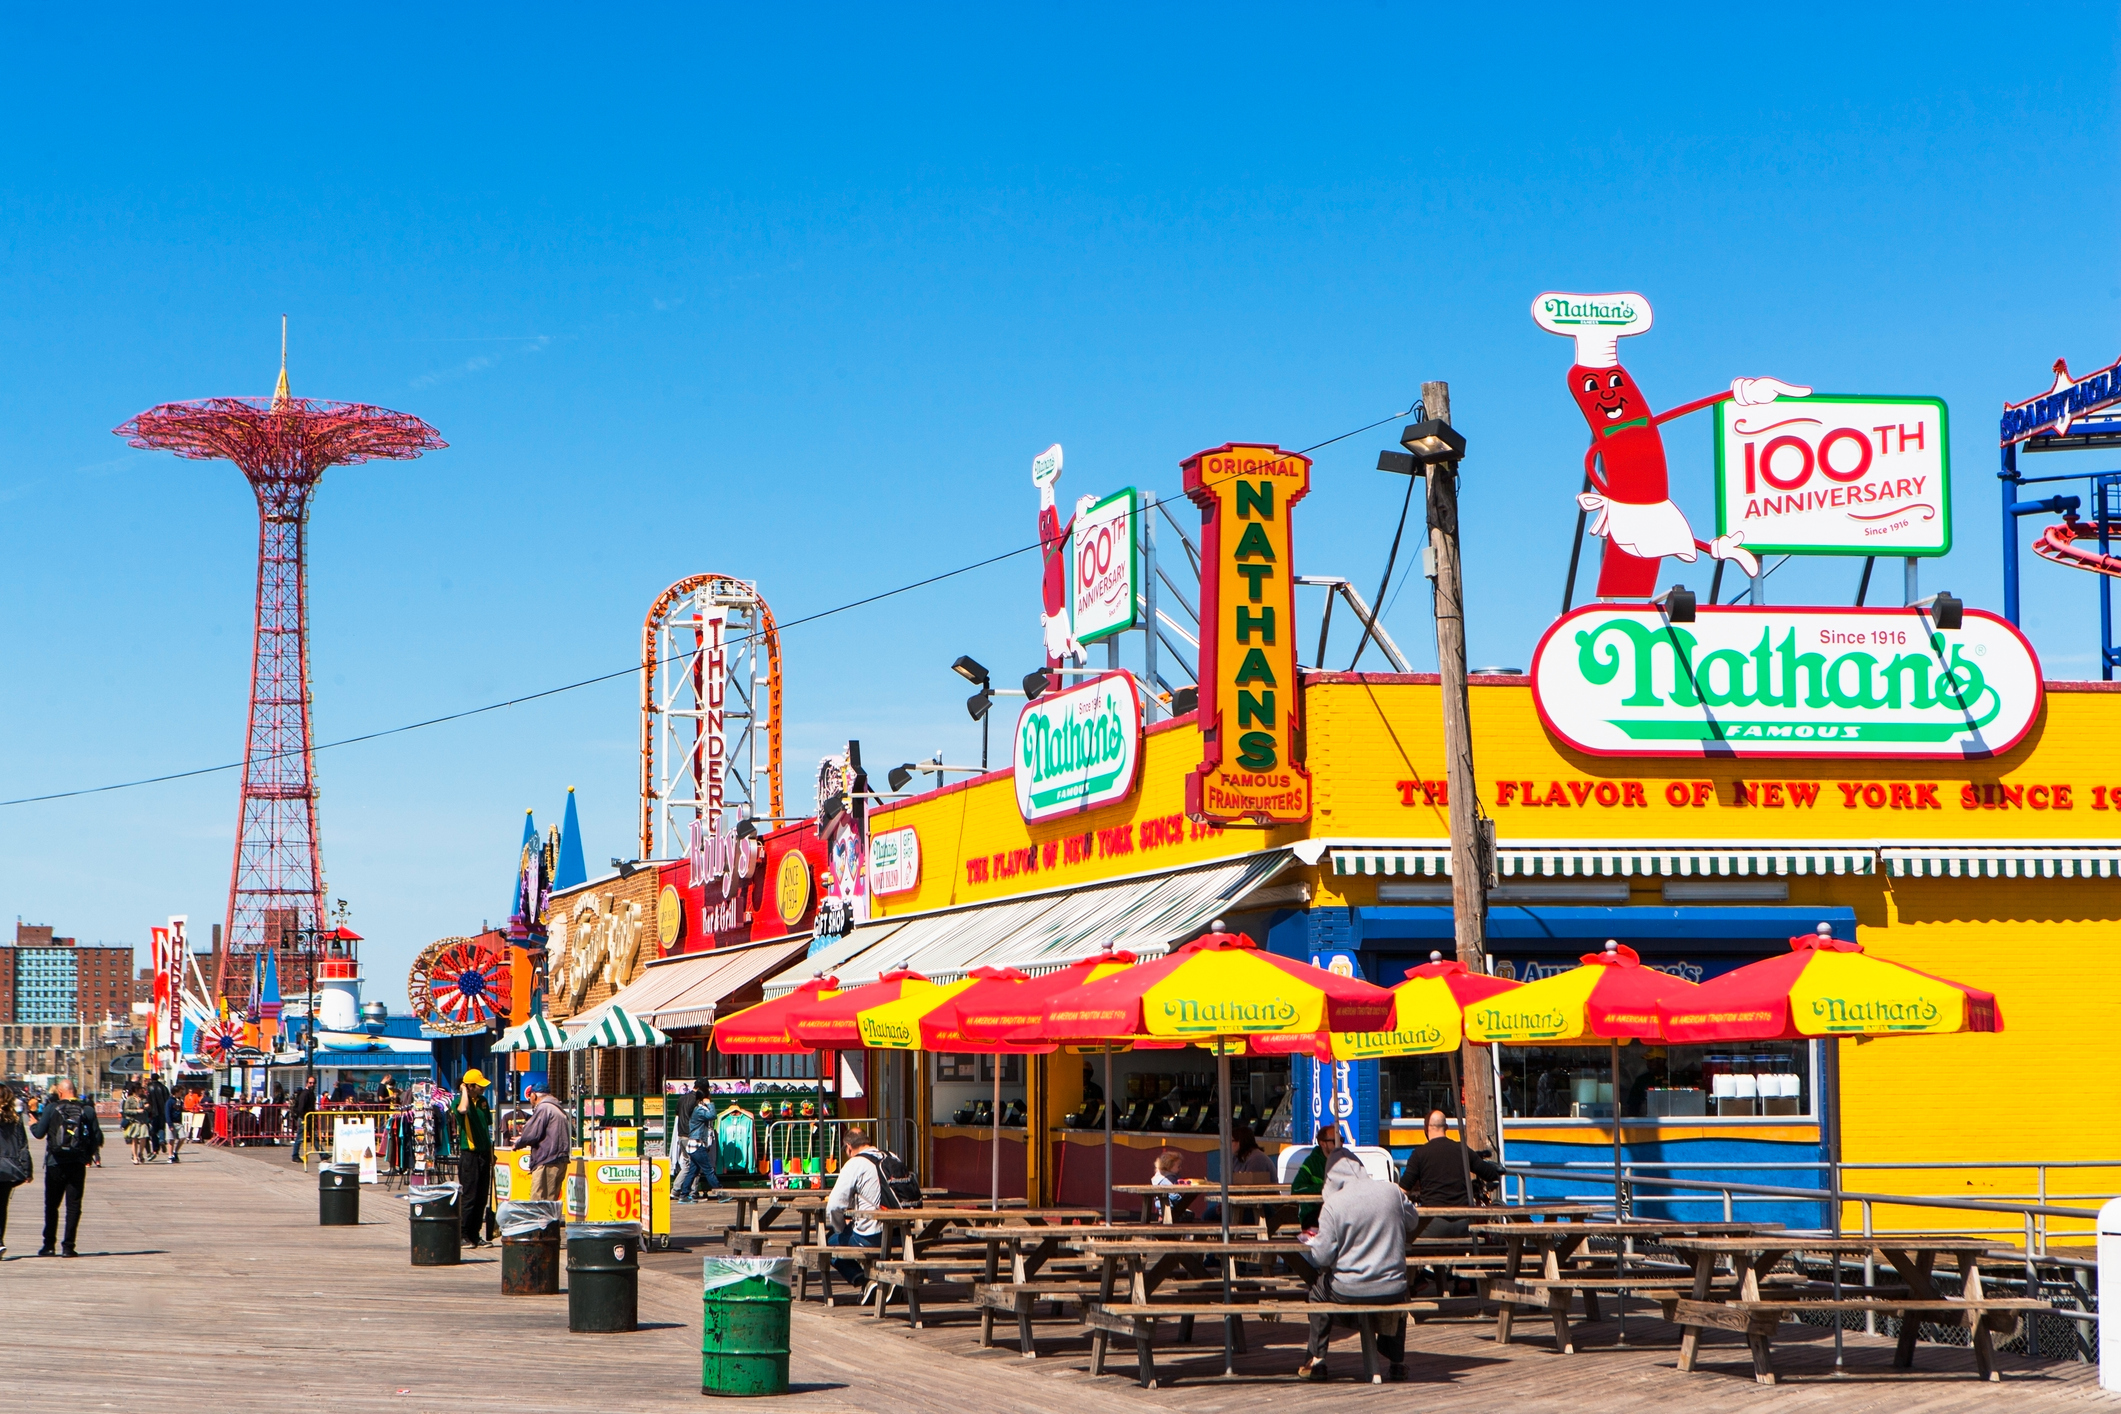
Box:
[408,1183,464,1266]
[319,1163,361,1226]
[702,1256,793,1397]
[498,1200,565,1295]
[567,1222,641,1333]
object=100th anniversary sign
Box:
[1530,605,2042,760]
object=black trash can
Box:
[319,1163,360,1226]
[499,1200,564,1295]
[567,1222,641,1332]
[408,1184,463,1266]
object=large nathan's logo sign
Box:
[1531,604,2042,760]
[1014,670,1143,821]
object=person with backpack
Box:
[673,1085,717,1203]
[30,1079,102,1257]
[0,1086,31,1260]
[823,1128,917,1285]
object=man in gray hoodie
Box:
[1300,1163,1417,1381]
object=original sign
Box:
[1070,487,1139,644]
[1182,442,1313,824]
[1715,395,1949,556]
[868,826,921,896]
[1530,604,2042,760]
[1014,670,1143,822]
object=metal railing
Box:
[209,1101,290,1147]
[1502,1158,2110,1361]
[763,1118,915,1190]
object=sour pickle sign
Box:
[1182,442,1313,825]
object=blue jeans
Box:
[826,1226,879,1284]
[672,1142,714,1200]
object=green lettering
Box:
[1235,480,1273,520]
[1236,731,1278,770]
[1238,689,1275,729]
[1234,647,1277,687]
[1575,618,1666,707]
[1233,521,1276,561]
[1826,652,1884,709]
[1236,605,1275,644]
[1776,629,1831,708]
[1237,563,1274,601]
[1696,647,1757,707]
[1881,653,1934,710]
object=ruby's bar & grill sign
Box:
[1183,441,1313,824]
[1014,669,1143,822]
[1530,604,2043,759]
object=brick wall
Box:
[543,867,668,1022]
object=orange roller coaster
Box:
[2033,512,2121,579]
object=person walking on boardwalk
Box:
[31,1079,103,1257]
[120,1084,151,1165]
[455,1070,498,1246]
[0,1086,31,1260]
[1299,1162,1417,1382]
[288,1073,318,1165]
[145,1075,172,1160]
[515,1080,572,1201]
[164,1088,188,1164]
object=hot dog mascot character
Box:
[1032,442,1085,669]
[1533,292,1810,600]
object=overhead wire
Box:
[1,402,1420,810]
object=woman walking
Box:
[0,1087,31,1260]
[121,1085,151,1164]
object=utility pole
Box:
[1422,380,1499,1156]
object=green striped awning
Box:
[1883,846,2121,879]
[1328,844,1875,879]
[493,1011,570,1052]
[566,1004,670,1049]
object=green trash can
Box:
[498,1200,564,1295]
[567,1222,641,1333]
[408,1183,463,1266]
[702,1256,793,1397]
[319,1163,360,1226]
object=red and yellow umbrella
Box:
[1254,954,1521,1061]
[1658,926,2001,1042]
[1035,931,1395,1044]
[786,970,943,1050]
[711,975,838,1054]
[951,952,1140,1048]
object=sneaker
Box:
[1298,1360,1331,1382]
[60,1248,78,1258]
[1386,1363,1408,1383]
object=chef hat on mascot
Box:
[1531,291,1653,369]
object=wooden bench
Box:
[1482,1275,1701,1353]
[1083,1298,1440,1387]
[972,1277,1309,1357]
[868,1259,992,1327]
[788,1243,883,1306]
[1673,1297,2054,1384]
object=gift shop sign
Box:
[1182,442,1313,825]
[867,826,920,896]
[1714,395,1950,556]
[1530,605,2042,760]
[1014,671,1143,821]
[1070,488,1139,644]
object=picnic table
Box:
[1067,1235,1437,1387]
[1474,1219,1777,1353]
[1410,1201,1610,1240]
[1662,1233,2053,1385]
[852,1205,1102,1259]
[1111,1182,1290,1226]
[711,1184,965,1236]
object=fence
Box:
[763,1118,917,1190]
[209,1102,290,1147]
[299,1107,419,1173]
[1502,1157,2111,1362]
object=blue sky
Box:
[0,6,2113,1007]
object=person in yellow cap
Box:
[455,1069,497,1247]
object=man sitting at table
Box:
[1291,1123,1363,1228]
[824,1128,887,1285]
[1300,1164,1417,1382]
[1398,1109,1504,1235]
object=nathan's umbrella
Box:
[714,978,840,1185]
[1463,940,1695,1213]
[858,966,1060,1210]
[1254,951,1521,1202]
[955,950,1141,1223]
[1030,926,1396,1375]
[1658,922,2001,1367]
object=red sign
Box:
[660,820,829,954]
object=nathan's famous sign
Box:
[1182,442,1312,825]
[1529,605,2043,761]
[1014,669,1143,822]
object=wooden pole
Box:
[1423,380,1499,1158]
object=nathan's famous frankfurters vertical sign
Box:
[1182,442,1312,825]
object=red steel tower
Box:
[115,347,444,998]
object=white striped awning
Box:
[1328,844,1875,879]
[566,1004,670,1050]
[493,1011,569,1052]
[1882,846,2121,879]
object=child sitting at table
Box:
[1150,1148,1187,1220]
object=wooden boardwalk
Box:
[0,1144,2099,1413]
